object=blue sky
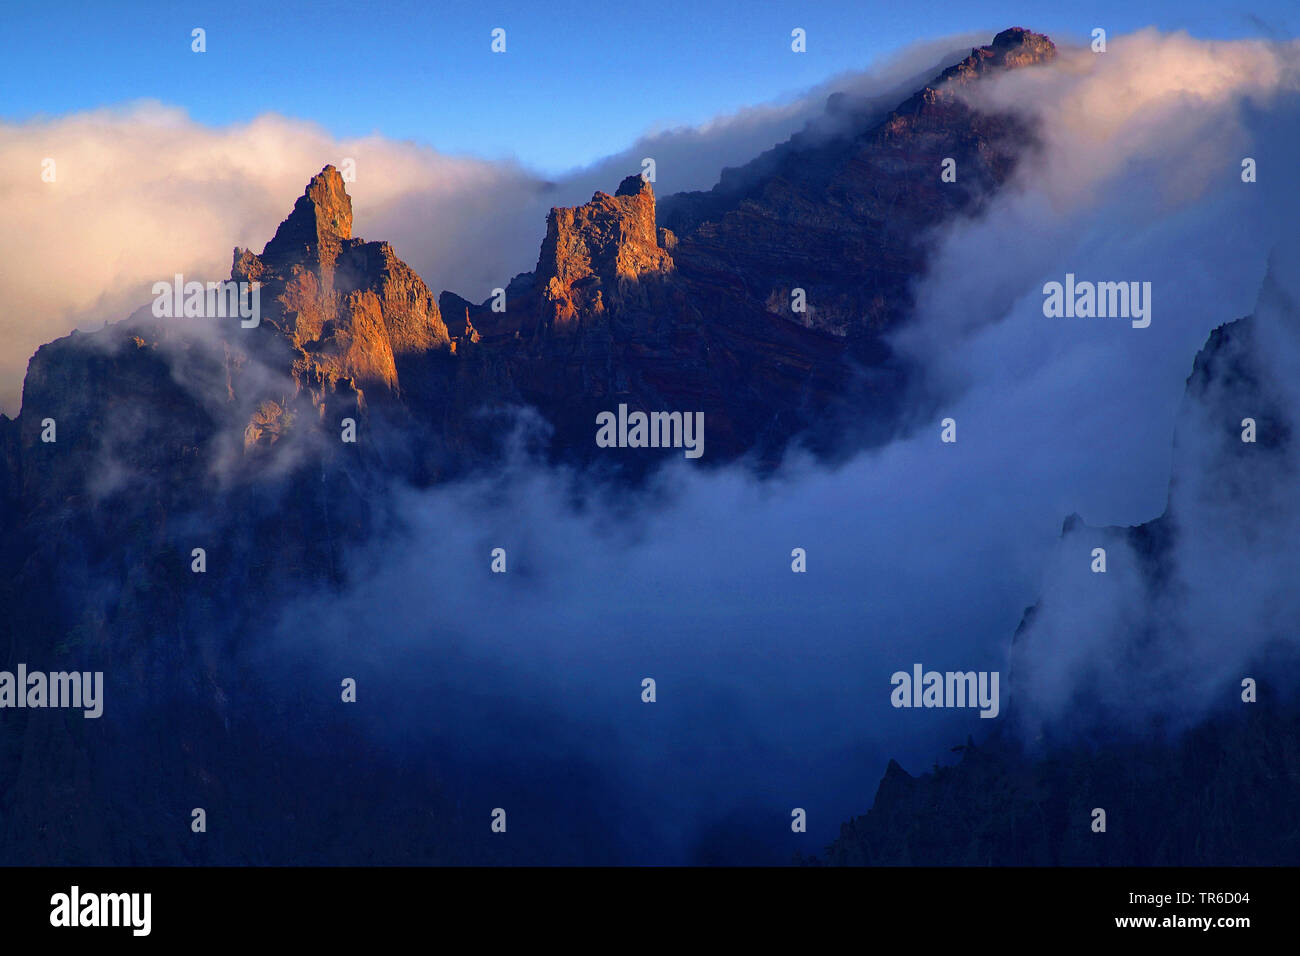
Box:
[3,0,1296,174]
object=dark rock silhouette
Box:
[822,300,1300,865]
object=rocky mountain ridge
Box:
[0,28,1074,865]
[0,28,1060,513]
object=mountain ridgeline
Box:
[9,27,1290,866]
[0,29,1061,517]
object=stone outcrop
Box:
[233,165,451,400]
[535,174,675,329]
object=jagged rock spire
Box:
[534,172,674,326]
[259,164,354,282]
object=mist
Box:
[222,29,1300,861]
[8,28,1300,863]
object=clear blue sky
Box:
[2,0,1294,174]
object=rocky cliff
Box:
[0,29,1067,865]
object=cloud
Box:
[892,29,1300,739]
[1006,234,1300,742]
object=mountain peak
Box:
[226,164,448,400]
[992,26,1042,47]
[259,164,354,280]
[615,173,653,198]
[948,27,1056,80]
[989,26,1055,63]
[535,173,673,326]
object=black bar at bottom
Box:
[0,866,1280,941]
